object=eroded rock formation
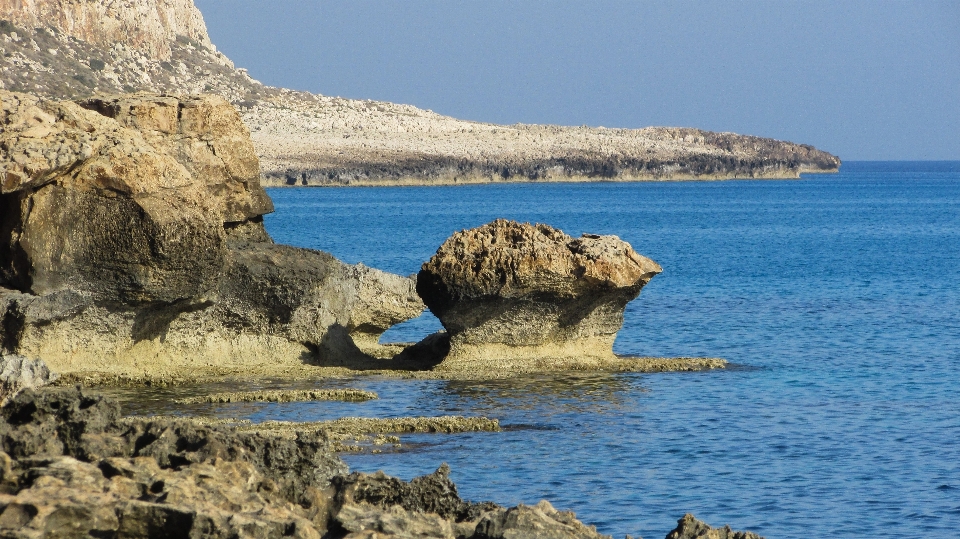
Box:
[666,514,765,539]
[0,90,423,379]
[0,0,213,61]
[0,388,766,539]
[0,387,625,539]
[416,219,662,371]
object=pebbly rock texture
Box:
[665,514,765,539]
[0,386,347,538]
[0,90,423,380]
[0,354,57,405]
[0,387,633,539]
[416,219,662,371]
[0,0,839,187]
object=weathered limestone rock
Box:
[1,90,225,303]
[0,387,346,538]
[0,90,423,379]
[665,514,765,539]
[474,500,611,539]
[0,354,57,405]
[0,388,620,539]
[78,93,274,223]
[416,219,661,371]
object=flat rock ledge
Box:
[0,387,765,539]
[415,219,663,372]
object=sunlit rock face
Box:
[416,219,662,372]
[0,90,422,379]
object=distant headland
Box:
[0,0,839,187]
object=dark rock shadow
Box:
[305,325,450,372]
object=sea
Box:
[126,162,960,539]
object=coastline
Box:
[260,166,840,188]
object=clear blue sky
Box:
[194,0,959,161]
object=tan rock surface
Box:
[78,92,273,222]
[416,219,662,371]
[0,90,424,379]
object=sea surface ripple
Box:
[137,162,960,539]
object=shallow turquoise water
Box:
[188,163,960,538]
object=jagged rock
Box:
[333,464,500,523]
[665,514,765,539]
[0,388,541,539]
[0,90,423,380]
[0,355,57,405]
[0,388,756,539]
[473,501,611,539]
[77,92,274,223]
[0,387,345,537]
[416,219,661,371]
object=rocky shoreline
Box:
[0,89,724,383]
[0,386,765,539]
[0,2,797,535]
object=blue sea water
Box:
[144,162,960,538]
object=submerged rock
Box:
[416,219,661,371]
[0,90,423,379]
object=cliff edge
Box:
[0,0,840,186]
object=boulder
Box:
[416,219,661,371]
[665,514,765,539]
[77,93,274,223]
[0,355,58,405]
[0,90,423,379]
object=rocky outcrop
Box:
[0,0,839,186]
[0,387,627,539]
[416,219,661,371]
[0,386,347,537]
[0,354,57,405]
[0,388,763,538]
[666,514,765,539]
[0,90,423,379]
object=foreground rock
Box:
[0,90,423,380]
[0,387,621,539]
[416,219,662,372]
[0,0,839,187]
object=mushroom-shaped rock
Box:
[416,219,662,371]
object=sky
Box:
[193,0,960,161]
